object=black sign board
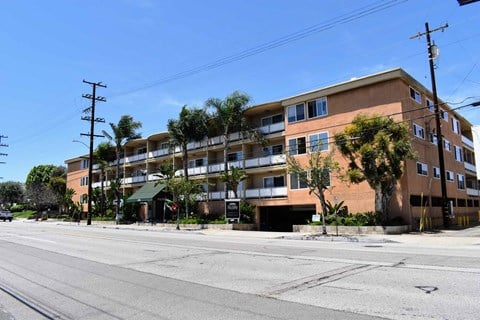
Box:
[225,199,241,219]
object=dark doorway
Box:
[260,205,315,231]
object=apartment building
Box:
[65,68,479,231]
[64,155,90,213]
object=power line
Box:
[108,0,408,98]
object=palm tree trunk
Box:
[115,147,121,224]
[223,134,229,199]
[182,144,190,219]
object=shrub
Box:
[9,204,25,212]
[240,201,255,223]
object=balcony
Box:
[208,160,243,173]
[149,148,169,158]
[245,154,286,168]
[245,186,287,198]
[187,139,208,151]
[465,162,476,173]
[123,175,146,184]
[462,135,474,149]
[92,180,110,189]
[205,186,287,200]
[467,188,479,197]
[259,122,285,135]
[124,153,147,164]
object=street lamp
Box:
[73,139,89,149]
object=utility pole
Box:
[81,80,106,225]
[411,22,449,227]
[0,135,7,165]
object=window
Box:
[188,158,205,168]
[429,133,438,145]
[227,152,242,162]
[416,162,428,176]
[261,114,283,126]
[454,145,463,162]
[80,176,89,186]
[290,172,308,189]
[160,142,169,150]
[426,98,434,112]
[410,87,421,104]
[446,170,454,182]
[264,176,285,188]
[307,97,328,119]
[444,139,451,152]
[311,168,331,187]
[309,132,329,152]
[433,167,440,179]
[457,174,465,190]
[80,194,88,204]
[413,123,425,139]
[287,103,305,123]
[263,144,283,156]
[452,118,460,134]
[137,147,147,155]
[288,137,306,155]
[80,159,89,169]
[440,109,448,121]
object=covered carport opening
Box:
[126,182,171,223]
[259,205,316,232]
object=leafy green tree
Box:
[334,114,416,223]
[103,115,142,220]
[25,165,57,187]
[287,149,341,234]
[48,176,67,212]
[25,165,66,212]
[219,166,247,199]
[0,181,24,206]
[205,91,264,198]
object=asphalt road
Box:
[0,221,479,320]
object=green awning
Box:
[126,182,166,204]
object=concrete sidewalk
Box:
[20,219,480,246]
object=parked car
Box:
[0,210,13,222]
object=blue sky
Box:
[1,0,479,183]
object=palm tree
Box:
[95,141,115,216]
[167,105,208,217]
[167,105,209,180]
[205,91,263,199]
[103,115,142,222]
[219,166,247,199]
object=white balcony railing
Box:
[208,160,244,173]
[123,175,146,184]
[259,122,285,135]
[124,153,147,164]
[149,148,169,158]
[465,162,476,173]
[245,154,286,168]
[467,188,480,197]
[245,187,288,198]
[462,135,474,149]
[92,181,110,189]
[205,187,287,200]
[188,166,207,175]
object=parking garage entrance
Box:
[259,205,316,232]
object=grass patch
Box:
[13,210,36,219]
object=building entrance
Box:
[259,205,315,231]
